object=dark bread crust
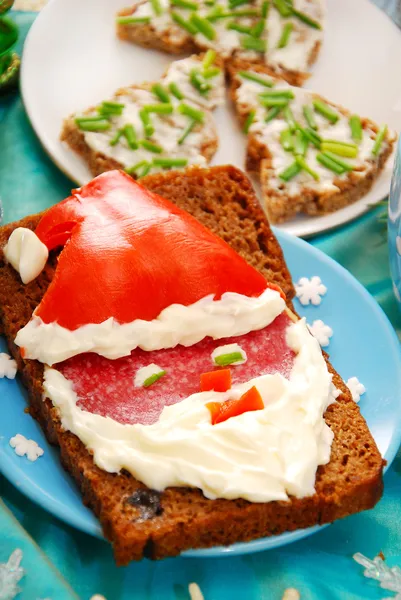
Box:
[0,166,383,564]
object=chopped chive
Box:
[75,118,111,132]
[123,124,138,149]
[190,13,216,40]
[295,155,320,181]
[349,115,363,144]
[320,151,354,172]
[202,49,216,69]
[225,9,259,16]
[151,0,163,15]
[296,124,321,148]
[151,83,170,103]
[259,89,294,100]
[139,109,154,137]
[293,129,308,156]
[109,128,124,146]
[372,125,388,156]
[243,110,256,133]
[143,370,166,387]
[261,0,269,18]
[316,153,344,175]
[292,8,322,30]
[143,103,173,114]
[284,105,296,131]
[208,9,259,19]
[190,69,211,95]
[214,352,244,366]
[205,0,215,5]
[178,119,197,144]
[280,128,293,151]
[278,21,293,48]
[75,115,108,123]
[251,19,265,38]
[125,160,149,176]
[321,141,358,158]
[238,70,274,88]
[203,66,221,79]
[171,0,197,8]
[139,140,163,153]
[229,0,251,7]
[265,106,281,122]
[302,105,317,130]
[273,0,292,17]
[140,164,152,177]
[169,82,184,100]
[241,36,266,52]
[171,12,198,34]
[205,5,225,20]
[279,161,302,182]
[260,97,290,108]
[102,101,125,110]
[227,22,253,34]
[313,99,339,124]
[116,15,151,24]
[153,157,189,168]
[178,102,204,122]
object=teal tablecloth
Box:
[1,11,401,600]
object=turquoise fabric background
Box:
[1,10,400,600]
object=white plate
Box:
[20,0,401,237]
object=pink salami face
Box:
[57,313,294,426]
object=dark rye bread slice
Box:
[0,166,383,565]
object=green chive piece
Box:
[320,151,354,172]
[279,161,302,182]
[265,106,281,122]
[205,5,225,20]
[139,140,163,153]
[102,101,125,111]
[259,89,294,100]
[190,69,211,95]
[278,22,293,48]
[292,8,322,30]
[171,12,198,34]
[261,0,269,18]
[190,13,216,40]
[260,97,290,108]
[295,155,320,181]
[139,109,154,137]
[296,124,321,148]
[171,0,198,8]
[313,99,339,124]
[116,15,151,24]
[109,128,124,146]
[169,82,185,100]
[302,105,317,130]
[143,370,166,387]
[372,125,388,156]
[251,19,265,38]
[202,49,216,69]
[241,36,266,52]
[238,70,274,88]
[229,0,251,8]
[225,9,259,16]
[203,66,221,79]
[151,0,163,16]
[227,22,253,34]
[321,141,358,158]
[205,0,215,5]
[284,105,296,132]
[280,128,293,152]
[153,157,189,168]
[143,103,173,114]
[123,124,138,149]
[75,118,111,132]
[178,119,197,144]
[208,9,259,19]
[140,163,152,178]
[349,115,363,144]
[316,153,344,175]
[75,115,108,123]
[293,129,308,156]
[214,352,244,366]
[151,83,170,103]
[243,110,256,134]
[125,160,149,176]
[273,0,292,17]
[178,102,204,122]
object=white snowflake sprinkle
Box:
[346,377,366,403]
[0,549,24,600]
[295,276,327,306]
[353,553,401,598]
[282,589,301,600]
[9,434,44,462]
[328,383,341,404]
[0,353,17,380]
[308,319,333,347]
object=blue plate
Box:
[1,230,401,557]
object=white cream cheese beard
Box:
[43,318,334,502]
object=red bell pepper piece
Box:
[200,368,232,392]
[207,385,264,425]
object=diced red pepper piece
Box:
[200,368,232,392]
[207,385,264,425]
